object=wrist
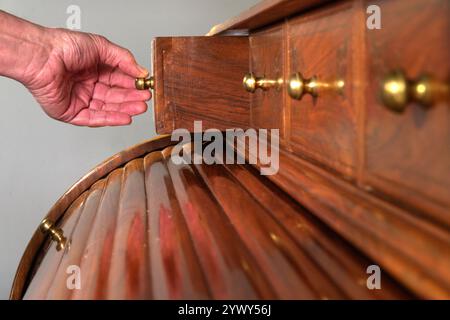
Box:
[15,26,56,87]
[0,11,55,86]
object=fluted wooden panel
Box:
[45,180,105,299]
[23,192,87,300]
[22,144,411,299]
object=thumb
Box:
[92,34,148,78]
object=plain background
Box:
[0,0,258,299]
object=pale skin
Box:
[0,10,151,127]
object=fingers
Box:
[98,65,136,89]
[93,82,151,103]
[90,99,148,116]
[69,108,132,127]
[91,35,148,78]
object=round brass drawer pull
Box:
[243,72,281,93]
[39,218,67,252]
[381,71,448,112]
[287,72,344,100]
[135,76,155,90]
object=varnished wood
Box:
[235,136,450,298]
[249,25,287,141]
[287,1,356,178]
[207,0,332,36]
[144,150,210,299]
[45,181,105,299]
[71,169,123,299]
[11,0,450,301]
[17,141,412,299]
[220,152,409,299]
[164,146,275,299]
[105,159,151,299]
[23,193,87,300]
[10,135,176,300]
[364,0,450,226]
[152,37,250,134]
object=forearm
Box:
[0,10,53,84]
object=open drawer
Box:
[150,37,250,133]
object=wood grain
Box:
[287,1,356,178]
[234,136,450,298]
[9,135,176,300]
[144,150,210,299]
[23,193,87,300]
[11,0,450,301]
[207,0,332,36]
[17,141,413,299]
[152,37,250,134]
[45,181,105,299]
[364,0,450,226]
[249,24,287,141]
[105,159,151,299]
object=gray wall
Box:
[0,0,258,299]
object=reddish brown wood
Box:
[207,0,332,35]
[164,147,276,299]
[23,193,86,300]
[249,24,287,140]
[287,1,356,178]
[105,159,151,299]
[46,181,105,299]
[16,141,412,299]
[70,169,122,299]
[11,0,450,301]
[152,37,250,134]
[364,0,450,226]
[144,151,210,299]
[235,136,450,298]
[10,135,176,300]
[221,161,408,299]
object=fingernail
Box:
[138,65,149,76]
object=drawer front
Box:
[249,25,286,139]
[365,0,450,222]
[287,2,355,177]
[152,37,250,134]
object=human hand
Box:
[23,29,150,127]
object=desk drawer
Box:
[365,0,450,223]
[287,2,355,178]
[249,25,286,138]
[152,37,250,133]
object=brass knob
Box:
[381,71,448,112]
[380,71,408,112]
[288,72,344,100]
[135,77,155,90]
[40,218,67,251]
[243,73,281,93]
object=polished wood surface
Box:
[12,0,450,300]
[152,37,250,133]
[19,141,411,299]
[237,137,450,299]
[207,0,331,36]
[157,0,450,224]
[10,135,176,300]
[288,1,356,177]
[249,24,286,141]
[364,0,450,226]
[23,193,87,300]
